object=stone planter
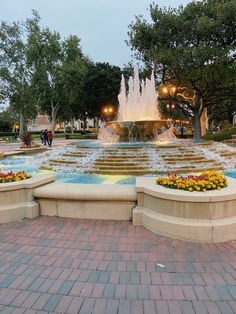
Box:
[0,174,55,223]
[133,176,236,243]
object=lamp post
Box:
[166,103,175,119]
[15,123,20,135]
[160,84,195,103]
[102,105,115,121]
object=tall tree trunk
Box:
[192,109,201,141]
[51,101,59,135]
[71,119,74,134]
[191,92,204,141]
[64,122,67,134]
[19,110,24,136]
[83,117,87,132]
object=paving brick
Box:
[91,283,105,298]
[57,280,74,295]
[93,298,107,314]
[215,285,233,300]
[66,296,84,313]
[192,301,208,314]
[118,300,131,314]
[143,300,156,314]
[114,284,126,299]
[137,285,149,299]
[28,278,45,292]
[204,300,221,314]
[0,275,17,288]
[160,286,173,300]
[43,294,63,312]
[168,301,182,314]
[54,295,73,313]
[10,290,31,307]
[105,299,119,314]
[98,271,110,284]
[217,301,235,314]
[131,300,143,314]
[21,292,41,309]
[227,286,236,299]
[69,281,84,296]
[31,293,51,311]
[180,300,195,314]
[103,283,116,299]
[79,297,95,313]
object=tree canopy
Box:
[128,0,236,139]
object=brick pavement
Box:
[0,217,235,313]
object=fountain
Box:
[2,66,236,181]
[99,66,169,143]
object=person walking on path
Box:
[40,130,44,144]
[47,131,53,147]
[43,129,48,146]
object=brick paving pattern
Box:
[0,217,235,313]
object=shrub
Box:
[20,133,33,148]
[203,128,236,142]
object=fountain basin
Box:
[102,120,169,142]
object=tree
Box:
[83,62,122,121]
[127,0,236,140]
[57,37,88,129]
[28,25,87,133]
[0,108,16,131]
[0,14,40,135]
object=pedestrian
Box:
[43,129,48,146]
[40,130,44,144]
[47,131,53,147]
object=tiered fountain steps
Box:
[42,141,236,176]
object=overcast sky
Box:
[0,0,191,67]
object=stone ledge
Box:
[15,146,48,154]
[0,202,39,223]
[33,183,137,201]
[34,183,137,220]
[133,206,236,243]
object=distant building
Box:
[27,115,101,132]
[27,115,51,132]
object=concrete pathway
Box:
[0,217,235,313]
[0,139,78,154]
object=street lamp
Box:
[160,84,195,103]
[15,123,20,134]
[166,103,175,118]
[102,105,115,121]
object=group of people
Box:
[40,129,53,147]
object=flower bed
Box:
[0,171,31,183]
[156,171,227,192]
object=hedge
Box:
[203,128,236,142]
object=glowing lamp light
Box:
[160,85,169,95]
[169,85,177,96]
[103,105,114,115]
